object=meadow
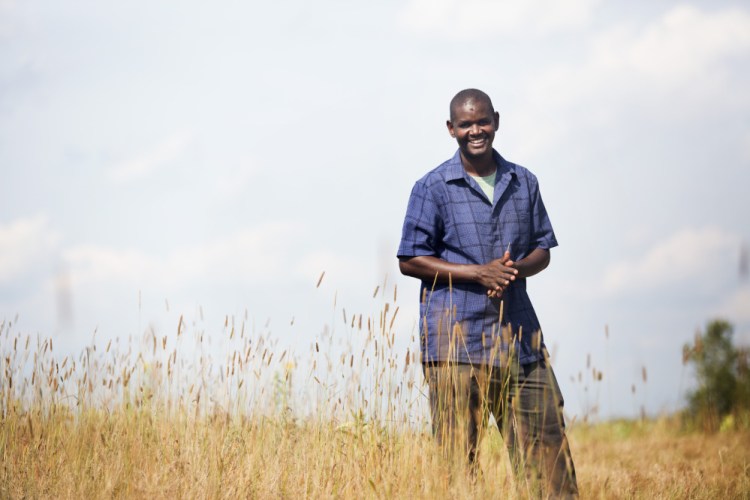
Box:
[2,288,749,499]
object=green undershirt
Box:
[471,170,496,202]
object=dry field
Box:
[2,295,749,499]
[2,408,749,498]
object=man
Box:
[398,89,578,497]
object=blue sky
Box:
[2,0,749,419]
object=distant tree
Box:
[683,319,750,430]
[735,343,750,412]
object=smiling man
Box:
[398,89,578,497]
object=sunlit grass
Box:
[2,284,749,498]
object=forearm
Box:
[398,256,480,284]
[511,248,550,279]
[399,255,518,294]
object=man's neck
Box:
[460,151,497,177]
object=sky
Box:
[1,0,749,420]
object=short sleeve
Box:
[397,181,443,258]
[529,178,558,250]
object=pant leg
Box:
[505,359,578,498]
[424,363,483,464]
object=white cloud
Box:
[531,5,750,108]
[713,284,750,323]
[397,0,600,38]
[0,1,14,38]
[0,215,59,284]
[109,131,192,183]
[211,157,260,201]
[63,244,158,286]
[169,222,301,284]
[513,4,750,160]
[603,226,738,295]
[63,222,303,289]
[297,250,366,288]
[624,6,750,82]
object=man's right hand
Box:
[399,252,517,298]
[480,250,517,298]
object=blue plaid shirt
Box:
[398,150,558,366]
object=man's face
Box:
[446,99,499,160]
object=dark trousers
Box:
[424,358,578,498]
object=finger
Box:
[505,261,518,275]
[492,261,518,277]
[499,272,514,282]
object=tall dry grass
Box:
[2,284,749,498]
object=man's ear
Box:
[446,120,455,138]
[493,111,500,131]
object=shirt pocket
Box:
[498,211,531,255]
[447,202,488,250]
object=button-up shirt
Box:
[398,149,558,366]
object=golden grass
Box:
[2,290,749,499]
[1,405,491,498]
[572,419,750,499]
[2,407,749,499]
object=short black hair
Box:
[449,89,495,122]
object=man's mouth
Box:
[469,137,487,147]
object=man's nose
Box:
[469,124,481,135]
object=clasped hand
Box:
[479,250,517,298]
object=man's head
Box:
[447,89,499,163]
[449,89,495,122]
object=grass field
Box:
[2,306,749,498]
[2,407,749,498]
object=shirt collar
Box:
[445,149,517,183]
